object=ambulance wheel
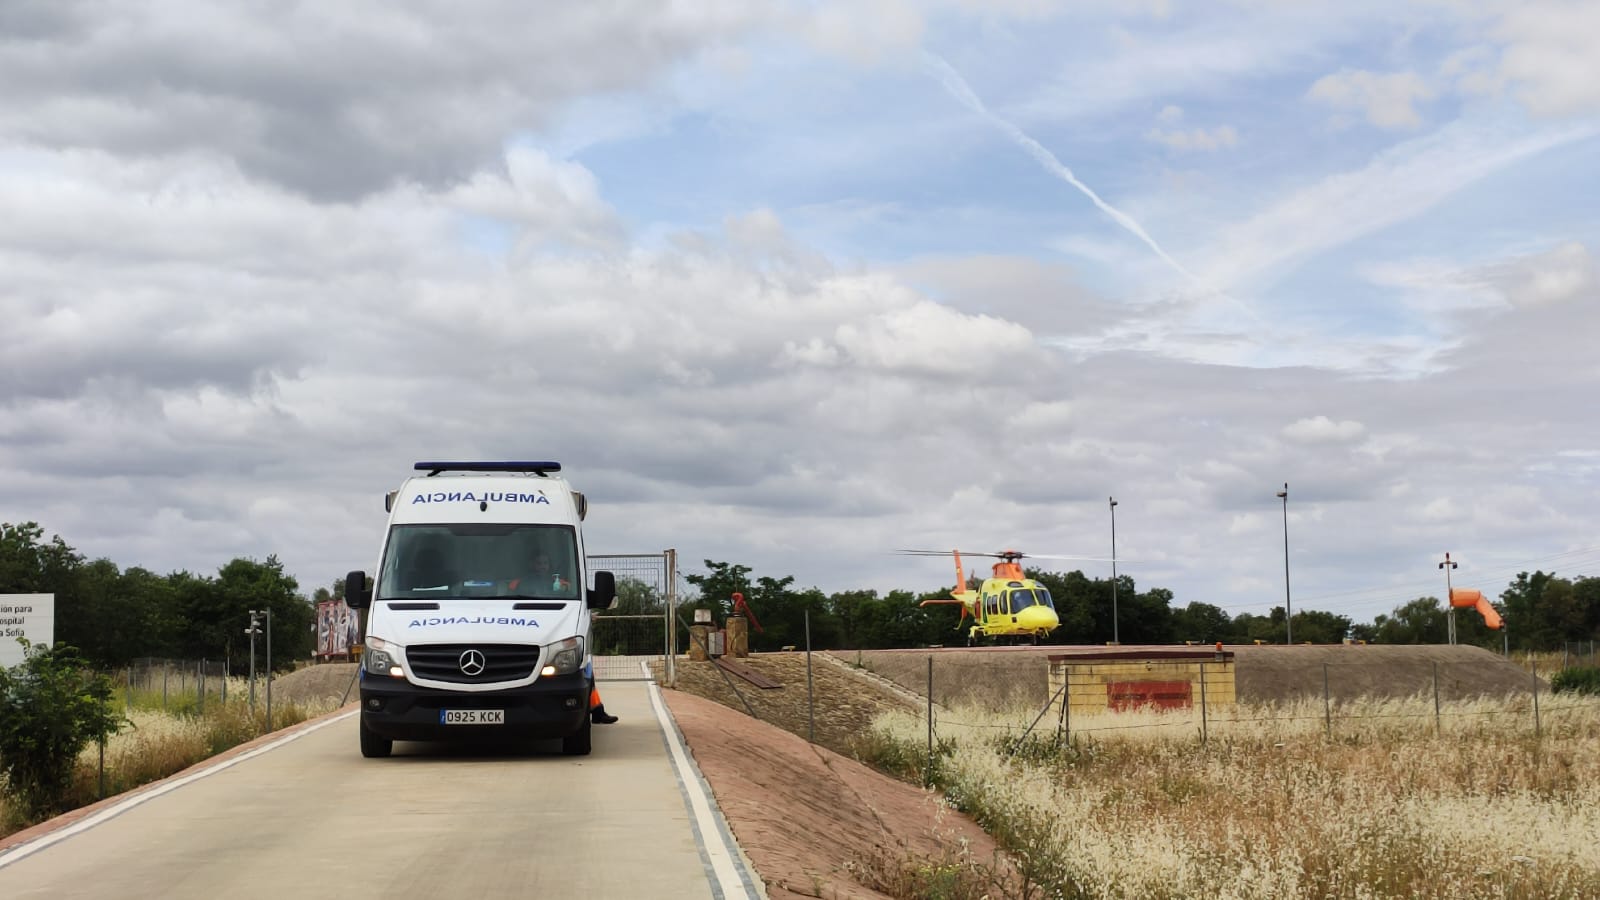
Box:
[562,715,592,756]
[359,718,392,758]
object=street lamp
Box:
[1439,552,1458,645]
[1109,496,1120,645]
[246,608,274,731]
[1276,483,1292,644]
[245,611,263,716]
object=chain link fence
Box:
[120,657,234,714]
[866,655,1589,770]
[587,550,677,682]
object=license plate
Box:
[440,709,505,725]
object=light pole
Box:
[1276,483,1292,644]
[245,611,263,717]
[1439,552,1457,645]
[1109,496,1120,645]
[264,606,273,732]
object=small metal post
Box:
[1322,663,1331,738]
[1199,662,1208,746]
[1433,661,1441,737]
[804,609,814,744]
[197,660,205,715]
[248,611,258,718]
[125,666,132,713]
[162,664,169,710]
[98,734,106,800]
[1532,662,1541,740]
[925,655,934,788]
[266,606,273,732]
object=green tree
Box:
[1171,602,1234,643]
[682,560,752,620]
[0,522,82,595]
[1501,571,1558,651]
[0,641,124,819]
[1290,609,1353,644]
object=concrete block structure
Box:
[1047,647,1236,718]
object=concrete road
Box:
[0,680,760,899]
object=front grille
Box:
[406,644,542,684]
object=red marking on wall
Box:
[1107,680,1192,711]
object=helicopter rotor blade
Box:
[893,549,1006,559]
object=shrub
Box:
[1550,666,1600,696]
[0,640,125,819]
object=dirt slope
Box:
[662,689,1016,899]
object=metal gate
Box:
[586,550,677,682]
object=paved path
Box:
[0,681,760,899]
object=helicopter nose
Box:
[1019,607,1058,631]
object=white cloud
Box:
[1145,124,1239,152]
[1308,68,1436,129]
[1282,416,1366,444]
[1201,117,1599,295]
[1493,1,1600,117]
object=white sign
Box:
[0,594,55,667]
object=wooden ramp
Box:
[714,657,782,689]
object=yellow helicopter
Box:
[900,549,1095,645]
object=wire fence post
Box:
[197,660,205,715]
[1322,663,1332,739]
[125,666,132,713]
[162,663,169,710]
[925,655,933,789]
[1433,661,1441,737]
[1532,661,1541,740]
[804,609,814,744]
[1199,662,1208,746]
[98,734,106,800]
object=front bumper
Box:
[359,670,589,741]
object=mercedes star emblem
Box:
[458,649,486,676]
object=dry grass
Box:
[868,694,1600,898]
[1,690,342,838]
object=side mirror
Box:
[345,570,372,609]
[587,570,616,610]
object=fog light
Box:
[366,698,383,710]
[389,666,403,677]
[541,665,557,677]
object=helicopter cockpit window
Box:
[1007,589,1057,612]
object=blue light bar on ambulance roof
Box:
[413,461,562,477]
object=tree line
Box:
[6,519,1597,670]
[658,559,1600,654]
[1,522,312,671]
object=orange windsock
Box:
[1450,588,1502,630]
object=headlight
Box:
[364,636,404,677]
[541,636,584,677]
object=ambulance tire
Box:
[562,714,592,756]
[359,718,393,758]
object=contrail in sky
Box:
[923,52,1200,285]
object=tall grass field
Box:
[865,693,1600,899]
[1,677,340,838]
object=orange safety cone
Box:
[589,686,617,724]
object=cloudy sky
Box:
[4,0,1599,626]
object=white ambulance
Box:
[343,461,615,757]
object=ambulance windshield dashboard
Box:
[376,523,580,601]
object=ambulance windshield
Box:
[376,523,579,600]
